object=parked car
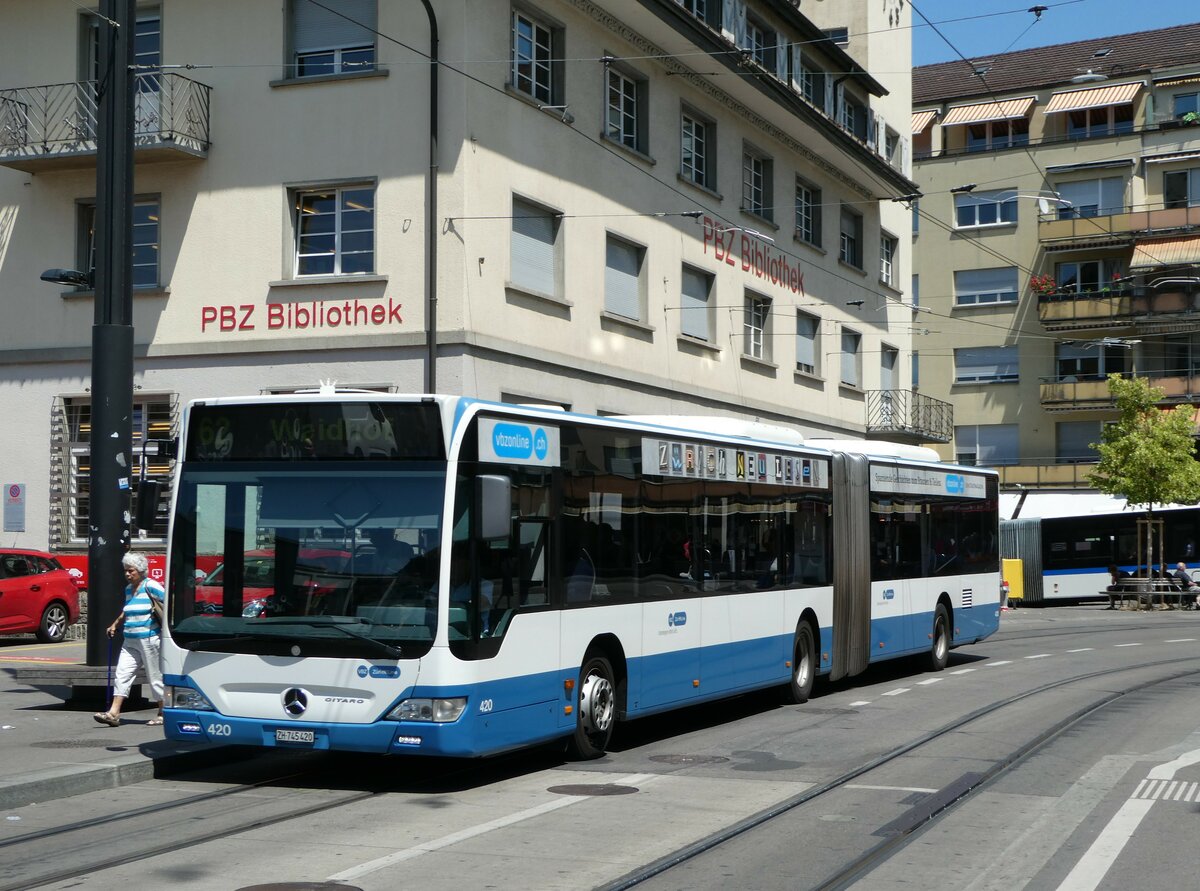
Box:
[195,549,352,617]
[0,549,81,642]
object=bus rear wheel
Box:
[783,623,816,704]
[568,654,615,759]
[928,604,950,672]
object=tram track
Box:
[598,654,1200,891]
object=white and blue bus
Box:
[161,391,1000,758]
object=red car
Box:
[195,549,352,617]
[0,549,81,642]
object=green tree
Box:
[1090,374,1200,585]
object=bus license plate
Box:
[276,728,314,744]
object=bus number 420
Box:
[206,723,232,737]
[478,699,494,713]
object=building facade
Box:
[913,24,1200,487]
[0,0,931,559]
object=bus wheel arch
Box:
[567,636,625,760]
[928,597,952,672]
[783,612,819,704]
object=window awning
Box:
[1044,81,1142,114]
[940,97,1035,127]
[911,110,938,134]
[1130,234,1200,270]
[1143,149,1200,165]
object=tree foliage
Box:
[1090,374,1200,509]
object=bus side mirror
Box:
[135,480,161,532]
[476,475,512,541]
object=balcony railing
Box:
[995,461,1097,490]
[1037,287,1200,329]
[0,73,210,172]
[1040,371,1200,410]
[1038,202,1200,245]
[864,389,953,444]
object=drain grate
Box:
[31,739,124,749]
[648,754,729,765]
[547,783,639,796]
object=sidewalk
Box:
[0,636,233,810]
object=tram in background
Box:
[160,390,1000,758]
[1002,492,1200,603]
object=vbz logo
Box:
[668,611,687,627]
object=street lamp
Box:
[40,268,92,288]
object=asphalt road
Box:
[4,606,1199,891]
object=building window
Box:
[1175,92,1199,119]
[294,185,375,276]
[840,329,861,387]
[742,147,773,221]
[80,198,160,289]
[912,199,919,234]
[955,190,1017,228]
[800,62,825,108]
[954,346,1019,383]
[841,93,868,140]
[796,310,820,375]
[1057,420,1100,464]
[53,395,177,544]
[954,267,1018,305]
[1164,167,1200,209]
[965,118,1029,152]
[823,27,849,46]
[1055,177,1125,217]
[289,0,376,77]
[604,234,644,322]
[1055,341,1128,380]
[911,274,919,306]
[884,128,901,167]
[675,0,720,28]
[681,109,715,190]
[839,206,862,268]
[510,197,561,297]
[745,17,776,70]
[912,351,920,389]
[605,66,646,153]
[744,293,771,360]
[955,424,1018,466]
[880,233,897,287]
[881,347,898,389]
[1055,259,1123,293]
[1066,103,1134,139]
[680,265,714,342]
[512,9,559,104]
[795,179,822,247]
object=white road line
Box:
[1066,648,1094,653]
[950,668,976,675]
[1025,654,1052,659]
[987,660,1013,666]
[328,772,660,881]
[917,678,942,685]
[1055,799,1155,891]
[1165,638,1196,643]
[881,688,910,696]
[849,700,871,707]
[1114,643,1142,648]
[846,783,938,794]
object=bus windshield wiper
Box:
[264,616,402,659]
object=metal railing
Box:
[1038,201,1200,243]
[994,461,1097,489]
[864,389,953,443]
[1037,287,1200,326]
[0,73,210,162]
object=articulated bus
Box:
[161,392,1000,758]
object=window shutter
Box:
[680,268,711,340]
[841,332,859,385]
[955,346,1018,381]
[775,33,788,82]
[977,425,1018,465]
[721,0,746,46]
[881,349,897,389]
[604,238,640,320]
[789,43,803,93]
[293,0,376,54]
[796,315,816,368]
[511,200,557,295]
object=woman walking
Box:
[93,553,164,727]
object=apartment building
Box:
[912,23,1200,486]
[0,0,927,558]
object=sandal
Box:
[147,717,164,726]
[93,712,120,727]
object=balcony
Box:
[864,389,953,444]
[1038,287,1200,331]
[1039,203,1200,248]
[1041,371,1200,411]
[995,462,1096,490]
[0,73,210,172]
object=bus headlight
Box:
[386,698,467,723]
[166,686,215,711]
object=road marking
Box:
[1025,654,1052,659]
[950,668,976,675]
[917,678,942,685]
[849,700,871,707]
[846,783,937,794]
[1114,643,1142,648]
[987,660,1012,666]
[881,688,910,697]
[1165,638,1196,643]
[0,655,79,665]
[1066,648,1094,653]
[328,772,660,881]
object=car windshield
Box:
[170,462,445,658]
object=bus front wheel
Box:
[568,654,615,759]
[928,604,950,672]
[784,623,816,704]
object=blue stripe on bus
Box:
[164,605,997,756]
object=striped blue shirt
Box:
[124,578,164,639]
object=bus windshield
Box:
[168,463,445,658]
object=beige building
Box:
[912,23,1200,486]
[0,0,930,558]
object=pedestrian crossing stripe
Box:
[1132,779,1200,801]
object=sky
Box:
[911,0,1199,66]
